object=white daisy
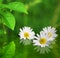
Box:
[43,26,57,41]
[33,31,49,47]
[19,26,35,40]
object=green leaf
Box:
[0,11,15,30]
[0,2,28,14]
[2,41,15,58]
[6,2,28,14]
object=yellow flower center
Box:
[24,32,29,38]
[48,32,52,38]
[39,38,47,44]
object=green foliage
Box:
[2,41,15,58]
[0,2,28,14]
[0,1,28,30]
[0,11,15,30]
[6,2,28,14]
[0,0,60,58]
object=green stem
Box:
[25,0,42,10]
[1,17,7,46]
[23,46,28,58]
[50,1,60,27]
[1,17,7,35]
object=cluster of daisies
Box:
[19,26,57,54]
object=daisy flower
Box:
[19,26,35,45]
[33,31,49,47]
[43,26,57,41]
[33,31,51,54]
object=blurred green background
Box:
[0,0,60,58]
